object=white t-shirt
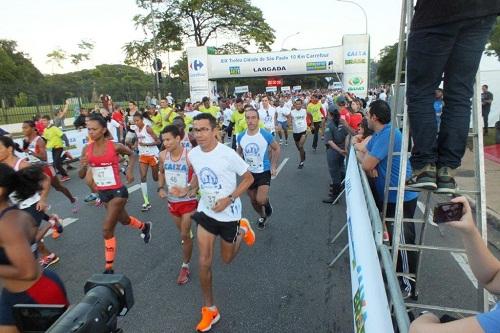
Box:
[276,106,291,122]
[166,95,174,105]
[222,108,233,127]
[258,106,277,133]
[378,92,387,101]
[135,125,159,156]
[107,119,121,142]
[290,108,308,133]
[237,129,274,173]
[188,143,248,222]
[285,100,293,109]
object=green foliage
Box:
[170,52,188,82]
[46,48,66,69]
[376,42,405,84]
[14,92,28,107]
[485,17,500,61]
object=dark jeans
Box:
[407,15,496,170]
[482,107,491,131]
[326,148,345,184]
[311,121,321,149]
[52,147,68,177]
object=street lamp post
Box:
[150,0,161,101]
[280,32,300,51]
[336,0,368,35]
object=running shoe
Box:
[71,197,80,214]
[264,200,273,218]
[285,141,288,146]
[196,307,220,332]
[406,164,437,191]
[95,198,102,207]
[436,166,457,194]
[141,221,153,243]
[239,218,255,246]
[60,176,71,182]
[177,266,190,285]
[39,253,60,269]
[50,215,63,239]
[84,193,98,202]
[103,268,114,274]
[257,217,267,230]
[298,162,304,169]
[279,139,283,145]
[141,203,152,212]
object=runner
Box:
[220,99,233,143]
[276,99,291,145]
[287,99,308,169]
[78,114,152,274]
[0,163,69,331]
[133,112,160,212]
[188,113,255,332]
[172,116,197,152]
[22,120,80,215]
[199,97,221,118]
[258,95,277,136]
[160,98,177,128]
[306,94,325,152]
[0,136,64,269]
[237,108,280,229]
[229,97,246,150]
[124,101,139,149]
[158,125,198,285]
[40,115,70,182]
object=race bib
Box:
[245,155,261,169]
[296,118,305,128]
[166,170,187,188]
[92,166,117,187]
[202,188,220,210]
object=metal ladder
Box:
[382,0,489,317]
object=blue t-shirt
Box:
[477,302,500,333]
[366,124,419,203]
[433,99,444,114]
[237,128,274,174]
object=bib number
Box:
[166,171,187,188]
[92,166,117,187]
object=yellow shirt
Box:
[231,111,246,135]
[43,125,64,149]
[150,112,163,135]
[199,105,220,118]
[160,107,177,128]
[307,102,323,123]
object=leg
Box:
[482,108,490,133]
[180,213,194,264]
[437,15,497,169]
[101,197,127,271]
[139,162,150,205]
[151,162,159,182]
[298,134,307,162]
[255,185,270,212]
[220,232,244,265]
[0,326,20,333]
[51,176,76,203]
[312,122,320,149]
[247,188,264,217]
[197,224,217,306]
[52,148,68,177]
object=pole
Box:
[150,0,161,101]
[280,32,300,51]
[336,0,367,34]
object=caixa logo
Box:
[189,59,204,71]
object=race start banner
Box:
[345,147,394,333]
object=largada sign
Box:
[187,34,369,101]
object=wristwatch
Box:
[228,194,235,203]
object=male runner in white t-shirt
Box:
[258,95,277,135]
[187,113,255,332]
[276,100,291,145]
[287,99,308,169]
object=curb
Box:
[465,194,500,251]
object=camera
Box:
[14,274,134,333]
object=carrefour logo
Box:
[349,77,364,86]
[190,59,204,71]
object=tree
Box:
[70,40,95,66]
[485,17,500,61]
[216,42,249,55]
[133,0,275,50]
[376,42,405,84]
[170,52,188,82]
[46,48,67,72]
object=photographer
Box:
[410,196,500,333]
[0,164,69,332]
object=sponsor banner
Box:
[234,85,249,94]
[345,73,368,95]
[281,86,291,92]
[187,46,210,103]
[342,35,370,97]
[292,85,302,91]
[207,47,343,79]
[15,128,89,164]
[265,86,278,93]
[345,147,394,333]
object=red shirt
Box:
[349,113,363,131]
[35,120,46,135]
[87,140,123,190]
[339,107,351,124]
[112,111,124,127]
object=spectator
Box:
[356,100,419,298]
[409,197,500,333]
[53,100,69,129]
[378,89,387,101]
[73,108,89,129]
[166,92,174,105]
[482,84,494,135]
[406,1,498,193]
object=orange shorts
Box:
[139,155,158,166]
[168,200,198,217]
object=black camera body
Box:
[14,274,134,333]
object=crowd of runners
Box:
[0,84,480,332]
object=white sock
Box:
[140,182,149,204]
[182,262,189,268]
[208,305,217,311]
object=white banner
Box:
[15,128,89,164]
[342,35,370,97]
[292,85,302,91]
[265,86,277,93]
[345,147,394,333]
[207,47,343,79]
[281,86,291,92]
[187,46,210,103]
[234,85,249,94]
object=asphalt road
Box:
[40,135,499,333]
[42,136,352,333]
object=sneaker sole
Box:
[406,182,437,191]
[44,256,60,269]
[142,222,153,243]
[435,187,457,194]
[198,313,220,332]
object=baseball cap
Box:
[336,96,346,105]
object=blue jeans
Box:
[407,15,496,170]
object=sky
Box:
[0,0,497,75]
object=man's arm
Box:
[212,171,254,213]
[269,141,280,175]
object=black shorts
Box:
[293,131,306,142]
[249,171,271,190]
[98,186,129,203]
[192,211,240,243]
[22,202,50,227]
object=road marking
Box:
[451,252,497,304]
[44,217,79,238]
[128,184,141,193]
[272,158,289,179]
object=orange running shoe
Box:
[196,306,220,332]
[239,218,255,246]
